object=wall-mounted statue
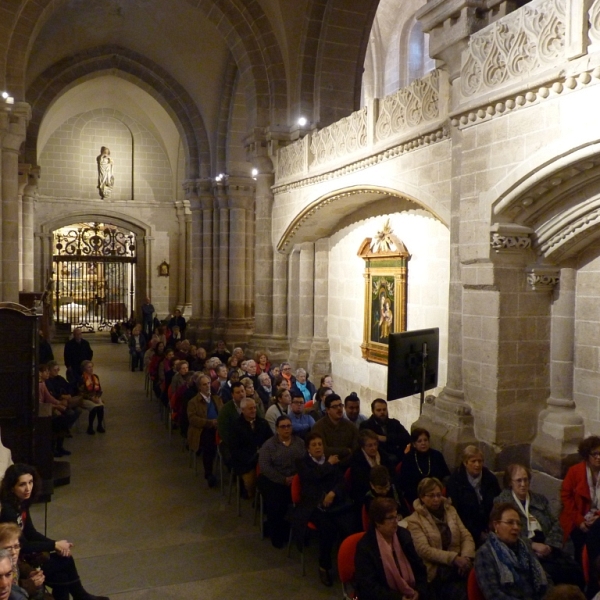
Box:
[97,146,114,199]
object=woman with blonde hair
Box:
[77,361,105,435]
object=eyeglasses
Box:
[3,544,19,552]
[590,452,600,458]
[424,493,443,499]
[291,401,304,405]
[512,478,529,484]
[278,424,292,429]
[383,514,398,521]
[497,520,522,527]
[329,403,343,410]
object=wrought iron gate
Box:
[52,222,136,331]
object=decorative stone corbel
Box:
[490,223,533,252]
[526,266,560,291]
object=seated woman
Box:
[240,377,265,418]
[308,386,333,422]
[78,360,105,435]
[0,464,109,600]
[257,415,305,548]
[397,428,450,506]
[156,348,175,403]
[350,430,392,505]
[562,435,600,597]
[293,432,355,586]
[290,368,316,403]
[406,477,475,600]
[364,465,411,518]
[0,522,50,600]
[495,463,583,590]
[355,497,428,600]
[446,445,500,547]
[474,502,549,600]
[254,351,271,375]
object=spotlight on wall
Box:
[251,168,259,179]
[215,173,225,182]
[1,92,8,99]
[297,117,308,127]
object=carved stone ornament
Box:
[277,139,305,180]
[526,267,560,291]
[490,233,532,251]
[376,70,440,142]
[310,107,367,166]
[590,0,600,45]
[358,220,410,366]
[461,0,566,98]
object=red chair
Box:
[304,399,315,411]
[344,467,352,492]
[337,532,365,599]
[583,545,590,585]
[361,504,370,531]
[287,473,317,575]
[467,568,485,600]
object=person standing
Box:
[167,309,186,336]
[63,328,93,384]
[141,297,155,338]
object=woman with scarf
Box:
[406,477,475,600]
[77,361,105,435]
[494,463,583,590]
[474,502,549,600]
[446,445,500,547]
[290,368,316,403]
[355,497,428,600]
[561,435,600,597]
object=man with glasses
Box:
[311,394,359,467]
[289,392,315,439]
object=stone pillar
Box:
[1,103,30,302]
[214,181,229,327]
[36,232,53,293]
[309,239,332,377]
[200,185,215,326]
[21,166,38,293]
[273,252,288,339]
[290,242,315,368]
[532,267,584,477]
[17,163,29,291]
[143,235,154,302]
[174,200,186,313]
[226,176,255,345]
[183,199,193,315]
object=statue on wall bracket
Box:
[358,219,410,365]
[97,146,114,199]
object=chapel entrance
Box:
[51,222,137,331]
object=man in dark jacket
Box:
[63,328,93,383]
[360,398,411,467]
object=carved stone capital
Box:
[526,266,560,291]
[490,223,533,253]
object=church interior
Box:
[1,0,599,484]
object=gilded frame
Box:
[358,230,409,365]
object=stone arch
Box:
[312,0,381,127]
[1,0,287,127]
[487,139,600,264]
[25,46,209,179]
[276,184,447,252]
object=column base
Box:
[225,318,255,349]
[531,406,585,478]
[414,387,478,469]
[247,334,290,363]
[289,338,313,370]
[308,337,331,380]
[184,317,214,346]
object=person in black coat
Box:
[396,427,450,506]
[293,432,356,586]
[0,464,109,600]
[167,309,186,335]
[63,328,93,384]
[229,397,272,500]
[360,399,411,466]
[446,445,500,548]
[355,497,429,600]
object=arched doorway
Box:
[52,222,137,331]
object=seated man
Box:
[211,364,229,395]
[289,393,314,439]
[311,393,359,467]
[360,398,411,466]
[343,392,367,428]
[210,340,231,364]
[216,381,246,458]
[46,361,81,412]
[229,398,272,499]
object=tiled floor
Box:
[31,335,339,599]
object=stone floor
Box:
[31,335,340,599]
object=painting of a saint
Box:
[371,278,395,343]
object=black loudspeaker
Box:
[387,328,439,410]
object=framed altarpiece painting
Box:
[358,220,410,365]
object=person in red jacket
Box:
[561,435,600,597]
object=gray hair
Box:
[258,372,271,384]
[0,548,12,564]
[240,397,256,409]
[295,368,306,377]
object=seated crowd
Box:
[137,331,598,599]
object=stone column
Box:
[309,238,332,377]
[1,103,30,302]
[183,199,193,315]
[214,181,229,327]
[143,235,154,302]
[17,164,29,291]
[200,184,215,327]
[174,200,186,313]
[532,267,584,477]
[226,176,255,345]
[273,252,288,339]
[21,166,38,293]
[289,242,314,368]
